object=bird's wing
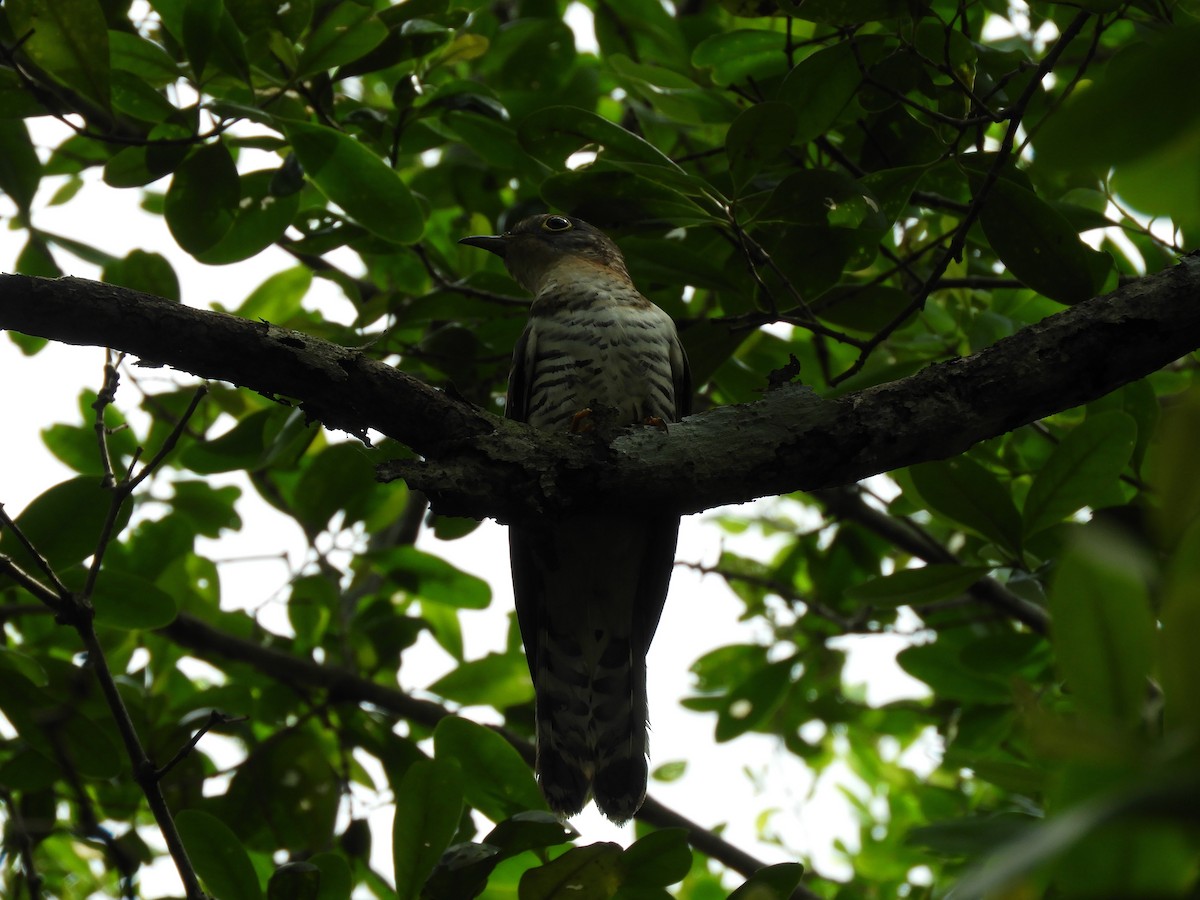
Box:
[505,319,545,683]
[505,322,535,423]
[670,329,692,418]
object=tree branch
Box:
[3,257,1200,526]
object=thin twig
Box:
[0,787,44,900]
[833,9,1096,385]
[156,710,247,780]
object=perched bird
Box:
[459,213,690,823]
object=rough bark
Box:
[3,256,1199,522]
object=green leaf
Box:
[433,717,546,822]
[846,564,992,607]
[295,3,388,78]
[0,647,48,687]
[285,120,424,244]
[1161,519,1200,742]
[1049,529,1154,728]
[0,476,131,574]
[518,106,681,171]
[182,0,223,77]
[715,660,792,742]
[6,0,111,109]
[292,441,378,533]
[620,828,691,887]
[726,102,796,192]
[379,546,491,609]
[91,569,180,629]
[607,55,739,126]
[909,457,1023,557]
[176,808,264,900]
[0,119,42,213]
[429,651,534,709]
[235,266,313,321]
[897,640,1010,704]
[519,843,623,900]
[222,728,341,852]
[481,811,575,859]
[1037,25,1200,172]
[541,169,716,228]
[1022,411,1137,538]
[976,175,1112,305]
[776,0,909,23]
[727,862,806,899]
[165,141,240,255]
[393,758,464,900]
[692,30,790,87]
[310,851,352,900]
[102,249,181,301]
[195,169,303,265]
[108,30,180,86]
[779,42,880,144]
[268,862,320,900]
[1149,388,1200,546]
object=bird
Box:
[459,213,691,823]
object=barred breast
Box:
[521,290,682,431]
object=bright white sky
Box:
[0,19,942,895]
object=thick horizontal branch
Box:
[388,255,1200,520]
[0,275,493,456]
[4,257,1200,523]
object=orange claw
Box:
[643,416,668,432]
[569,408,595,433]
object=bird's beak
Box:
[458,234,508,258]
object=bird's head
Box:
[459,213,631,295]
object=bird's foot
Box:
[642,416,668,432]
[568,408,595,433]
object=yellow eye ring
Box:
[541,215,573,232]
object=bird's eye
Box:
[541,215,573,233]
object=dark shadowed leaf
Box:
[177,808,263,900]
[433,717,545,822]
[1049,530,1153,728]
[726,102,797,192]
[0,476,131,573]
[620,828,691,887]
[6,0,111,109]
[520,843,623,900]
[0,120,42,213]
[393,757,463,900]
[268,862,321,900]
[909,457,1023,557]
[165,140,240,255]
[727,862,806,898]
[1022,411,1137,538]
[846,564,992,607]
[295,3,388,77]
[977,176,1112,305]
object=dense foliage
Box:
[1,0,1198,897]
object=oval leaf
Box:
[165,140,240,255]
[909,457,1023,557]
[846,564,993,607]
[393,758,464,900]
[1022,411,1137,538]
[433,717,545,822]
[176,808,264,900]
[285,120,424,243]
[1050,530,1154,728]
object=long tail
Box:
[510,514,675,824]
[534,617,649,823]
